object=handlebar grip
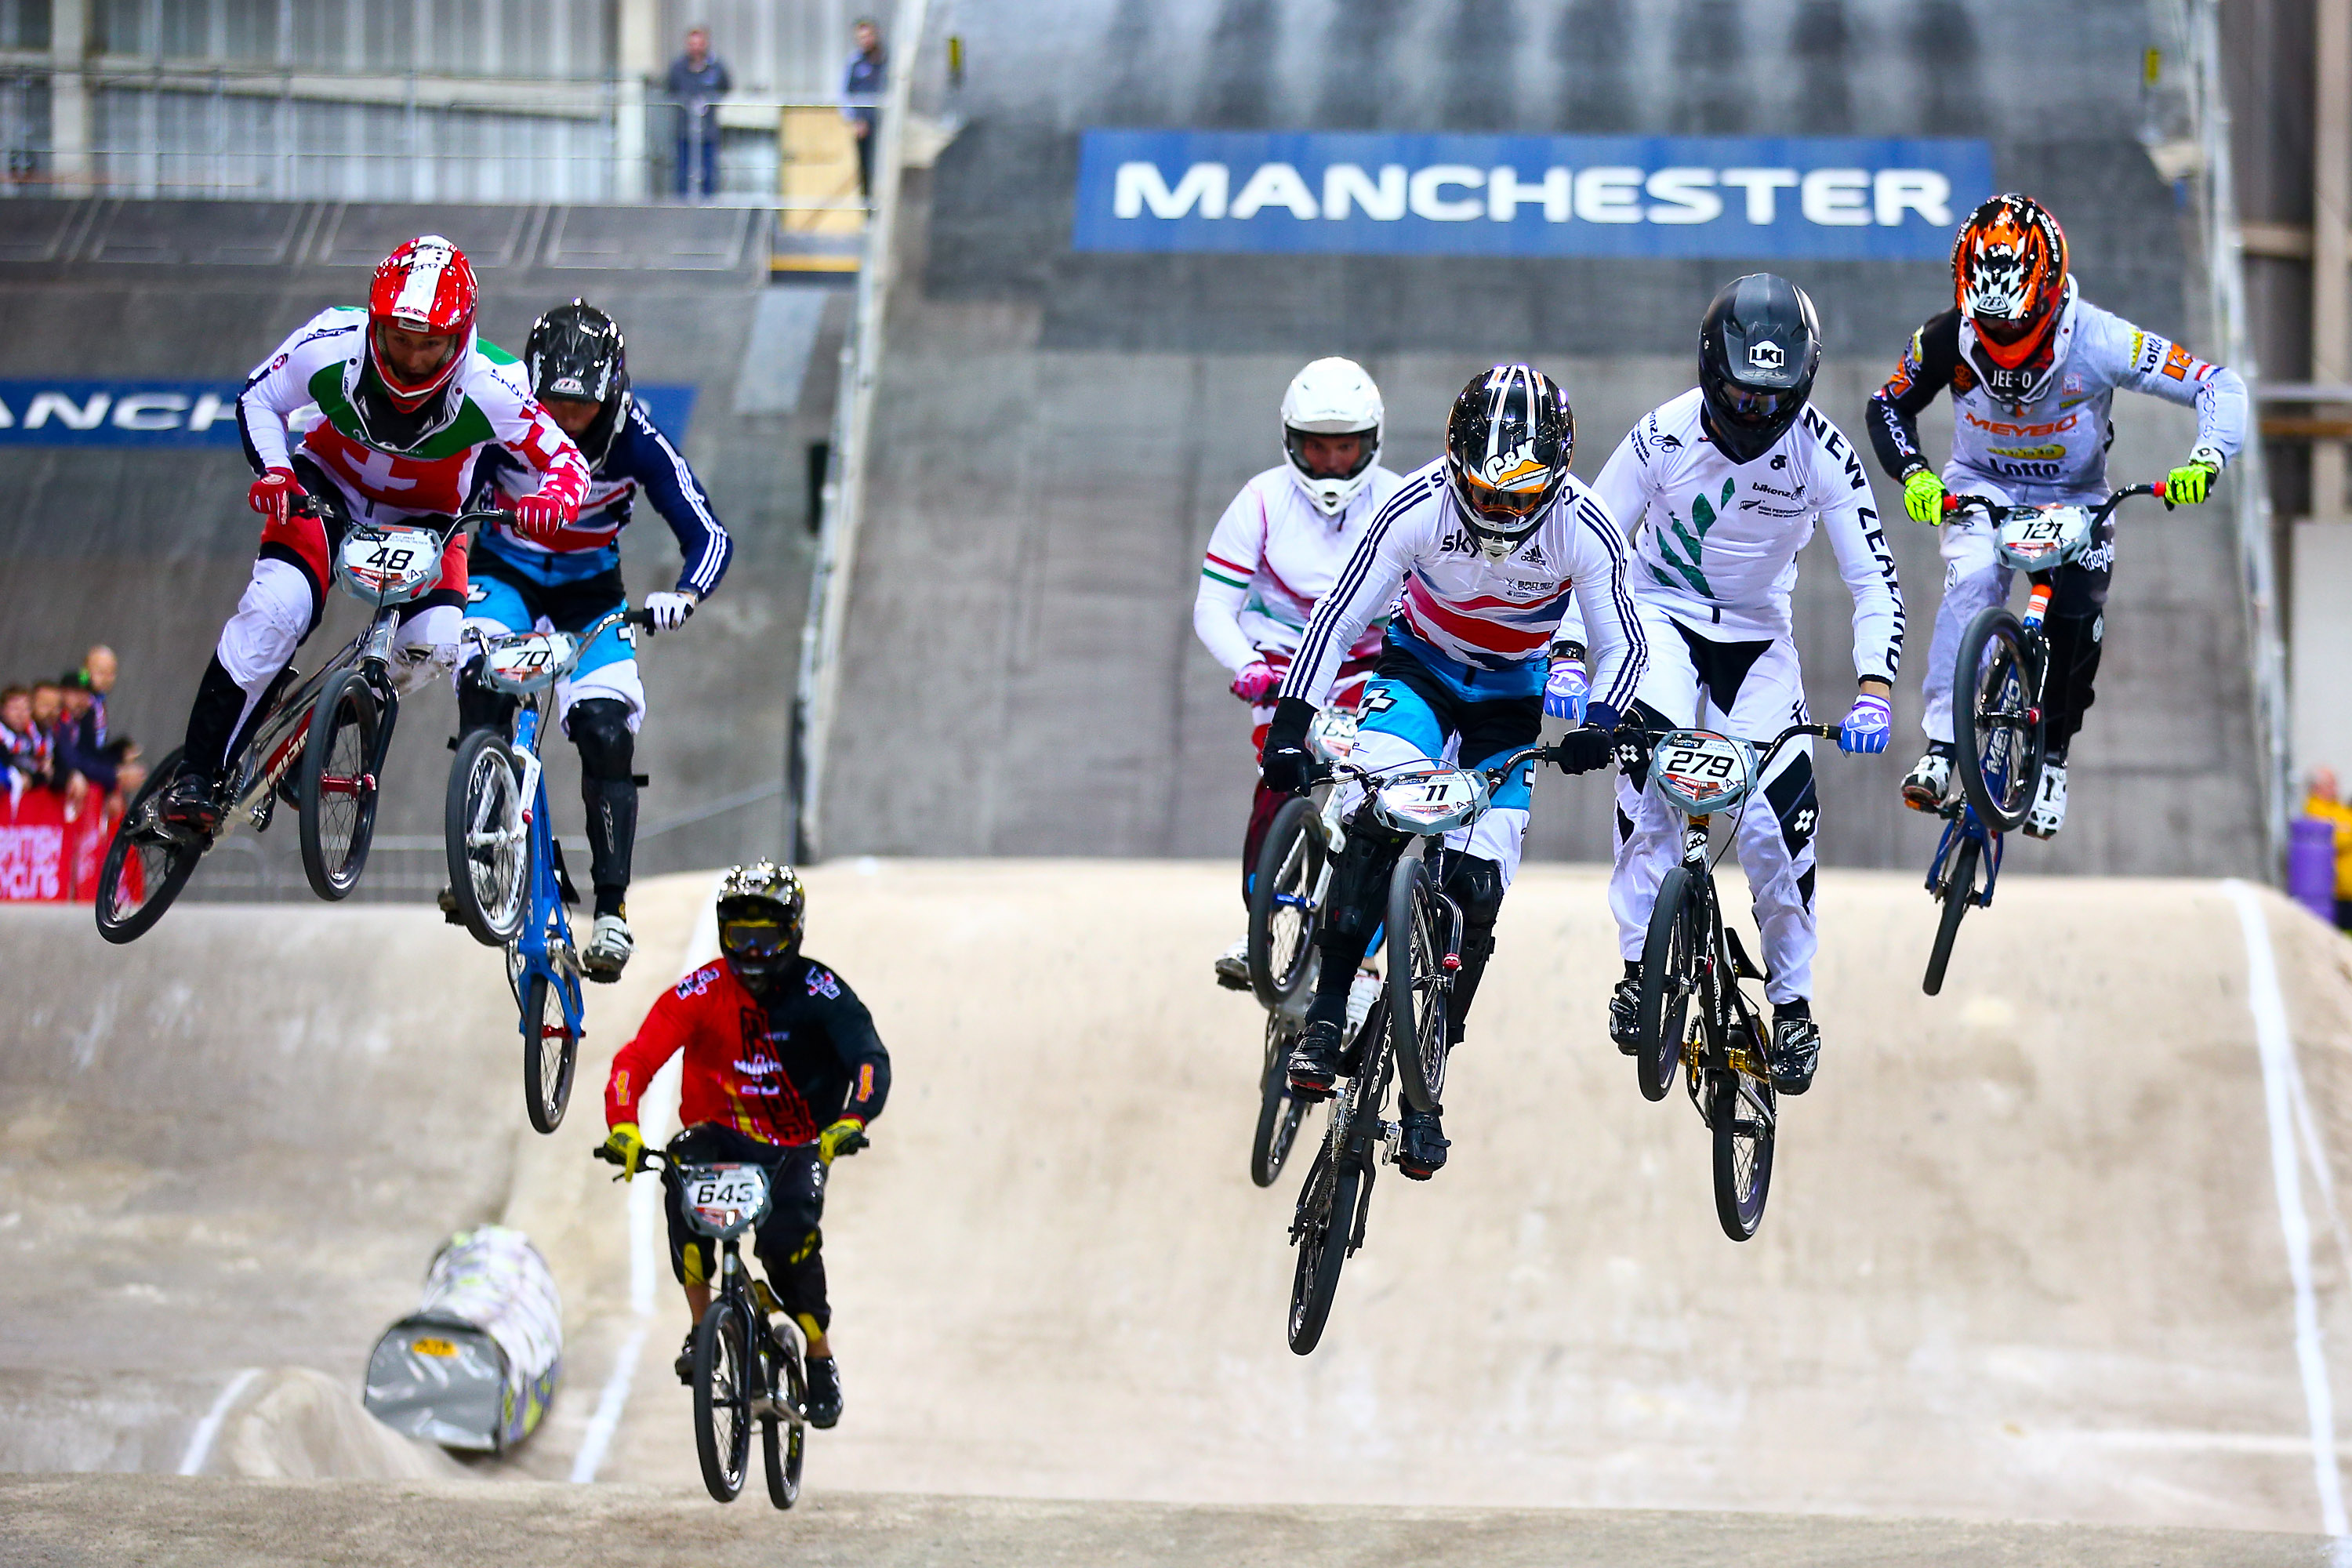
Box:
[624,609,657,633]
[592,1145,620,1165]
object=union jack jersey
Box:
[1279,457,1646,717]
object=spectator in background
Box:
[0,685,42,789]
[844,18,887,204]
[27,680,86,809]
[82,644,115,739]
[2305,768,2352,932]
[667,26,731,202]
[56,670,116,794]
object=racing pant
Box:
[1303,631,1539,1050]
[461,543,645,916]
[1241,642,1376,902]
[180,454,468,781]
[1610,608,1818,1007]
[662,1123,834,1338]
[1920,467,2114,763]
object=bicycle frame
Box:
[505,695,583,1048]
[1928,798,2005,909]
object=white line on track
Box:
[177,1367,260,1476]
[568,874,724,1485]
[2227,880,2348,1537]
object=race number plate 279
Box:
[1651,730,1754,815]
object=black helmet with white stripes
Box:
[1697,273,1820,465]
[1443,364,1575,559]
[524,299,631,466]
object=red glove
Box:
[247,466,304,527]
[508,466,586,539]
[1230,661,1280,704]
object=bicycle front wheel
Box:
[1710,1064,1777,1242]
[1247,796,1324,1011]
[1287,1143,1363,1356]
[1923,834,1981,997]
[1386,851,1450,1114]
[445,728,527,947]
[692,1296,754,1502]
[1250,1012,1311,1189]
[94,748,202,945]
[521,968,581,1135]
[1635,866,1697,1102]
[1954,607,2042,833]
[297,668,382,900]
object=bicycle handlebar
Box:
[1624,720,1841,769]
[1316,738,1562,797]
[1940,480,2169,526]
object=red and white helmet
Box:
[366,234,477,408]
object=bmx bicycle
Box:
[1243,707,1360,1188]
[595,1139,824,1508]
[1628,721,1842,1242]
[444,605,658,1134]
[1922,482,2167,994]
[95,504,494,942]
[1284,736,1563,1352]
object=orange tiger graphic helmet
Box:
[1952,194,2070,370]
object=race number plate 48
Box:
[1650,730,1755,815]
[335,526,441,601]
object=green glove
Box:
[1902,468,1947,525]
[818,1117,869,1165]
[2165,456,2219,506]
[603,1121,648,1179]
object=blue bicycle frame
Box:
[505,697,583,1062]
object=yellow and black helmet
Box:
[716,861,805,987]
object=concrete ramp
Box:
[8,863,2352,1544]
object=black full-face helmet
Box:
[716,861,806,991]
[524,299,631,466]
[1697,273,1822,465]
[1443,364,1575,558]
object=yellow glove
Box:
[2165,456,2220,506]
[818,1117,869,1165]
[1902,468,1947,525]
[602,1122,648,1179]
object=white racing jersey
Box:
[1868,292,2247,502]
[1279,459,1646,716]
[238,307,588,523]
[1588,390,1905,682]
[1193,463,1400,671]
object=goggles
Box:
[1456,471,1552,522]
[720,920,793,960]
[1711,383,1794,426]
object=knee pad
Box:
[1441,854,1506,931]
[568,698,637,781]
[456,656,519,737]
[218,561,318,688]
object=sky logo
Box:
[1074,130,1993,262]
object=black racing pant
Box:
[662,1123,832,1336]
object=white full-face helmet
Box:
[1281,357,1384,517]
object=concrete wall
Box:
[0,198,838,895]
[822,0,2265,875]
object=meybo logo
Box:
[1112,162,1953,229]
[1748,340,1786,372]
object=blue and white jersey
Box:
[481,397,732,597]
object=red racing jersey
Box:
[606,953,890,1147]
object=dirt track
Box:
[5,862,2352,1550]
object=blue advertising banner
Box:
[0,381,699,448]
[1073,130,1994,261]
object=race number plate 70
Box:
[483,630,577,694]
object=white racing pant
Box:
[1608,604,1818,1006]
[1918,466,2107,745]
[216,558,460,744]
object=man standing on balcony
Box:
[844,19,887,205]
[667,26,730,202]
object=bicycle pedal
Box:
[1379,1120,1403,1166]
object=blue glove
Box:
[1838,692,1893,755]
[1542,657,1588,724]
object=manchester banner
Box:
[1073,129,1994,262]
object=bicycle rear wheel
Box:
[1923,834,1981,998]
[1635,866,1697,1102]
[692,1296,753,1502]
[521,967,581,1135]
[1386,851,1450,1115]
[445,728,527,947]
[297,668,383,900]
[94,748,203,945]
[1954,608,2042,833]
[1710,1063,1777,1242]
[1287,1142,1363,1356]
[761,1327,805,1509]
[1250,1013,1311,1189]
[1247,796,1324,1011]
